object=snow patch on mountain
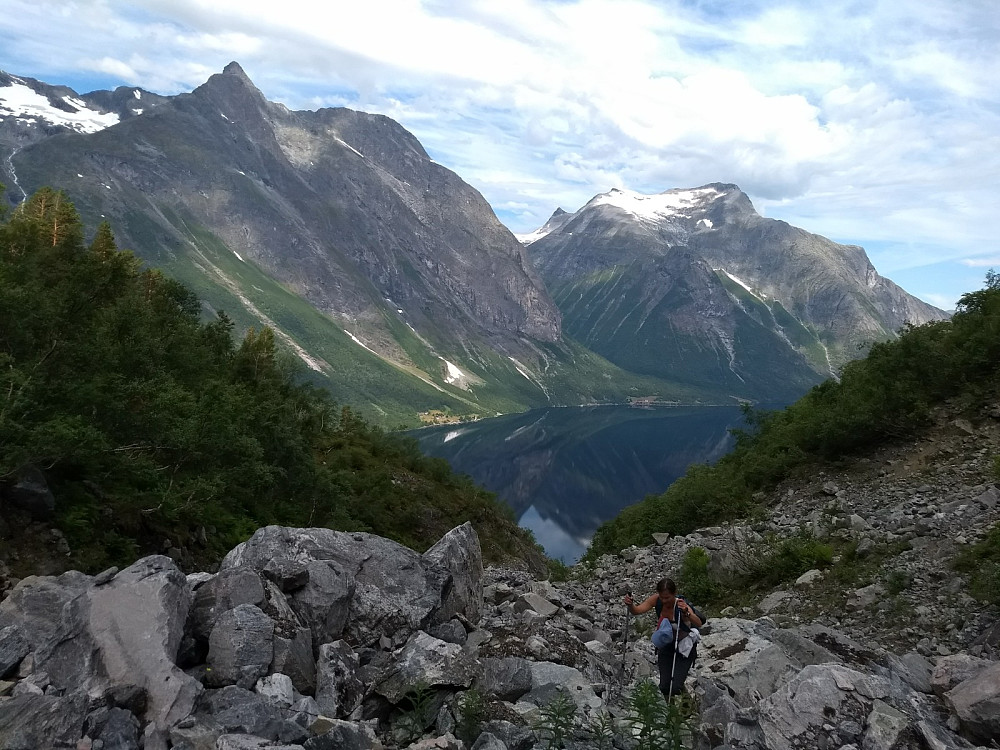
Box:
[441,358,465,385]
[515,226,551,245]
[589,186,721,223]
[0,82,119,134]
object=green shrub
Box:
[737,533,833,589]
[624,680,696,750]
[455,689,488,743]
[534,690,577,749]
[546,557,571,582]
[954,522,1000,605]
[678,547,724,606]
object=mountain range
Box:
[0,64,948,424]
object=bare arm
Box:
[624,593,658,615]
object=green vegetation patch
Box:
[0,188,542,574]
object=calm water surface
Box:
[411,405,746,562]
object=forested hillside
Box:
[590,277,1000,600]
[0,188,544,575]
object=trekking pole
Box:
[617,592,632,697]
[666,600,682,703]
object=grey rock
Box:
[256,672,295,709]
[87,556,201,735]
[422,522,484,626]
[189,567,266,642]
[263,558,310,593]
[847,583,886,611]
[0,689,88,750]
[216,733,306,750]
[376,631,476,703]
[757,590,794,614]
[0,569,92,650]
[429,619,468,645]
[916,719,979,750]
[512,592,559,618]
[304,718,382,750]
[886,652,934,694]
[695,619,802,706]
[944,660,1000,744]
[0,625,29,678]
[222,526,453,648]
[470,732,507,750]
[315,640,365,718]
[863,699,909,750]
[271,625,316,696]
[930,653,993,698]
[201,685,308,743]
[523,661,601,712]
[756,664,890,750]
[207,603,275,689]
[475,657,533,702]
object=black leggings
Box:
[657,646,695,698]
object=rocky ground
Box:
[0,407,997,749]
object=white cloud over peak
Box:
[1,0,998,309]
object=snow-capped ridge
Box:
[0,80,120,134]
[587,185,724,223]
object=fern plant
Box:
[533,690,577,749]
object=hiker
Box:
[624,577,705,699]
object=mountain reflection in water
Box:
[411,405,746,563]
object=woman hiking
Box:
[624,577,705,699]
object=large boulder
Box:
[944,660,1000,744]
[0,556,201,746]
[375,631,477,703]
[0,625,29,678]
[221,526,465,648]
[931,653,993,698]
[188,568,266,642]
[694,619,811,706]
[0,570,92,650]
[756,664,893,750]
[87,556,203,742]
[475,657,533,702]
[421,522,484,626]
[315,640,365,718]
[0,690,89,749]
[522,661,601,713]
[207,604,275,689]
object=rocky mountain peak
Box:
[222,61,251,80]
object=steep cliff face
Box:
[4,64,560,358]
[1,64,583,421]
[525,184,948,401]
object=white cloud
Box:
[1,0,998,308]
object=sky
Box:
[2,0,999,310]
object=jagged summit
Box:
[222,61,251,79]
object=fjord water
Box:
[412,405,746,562]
